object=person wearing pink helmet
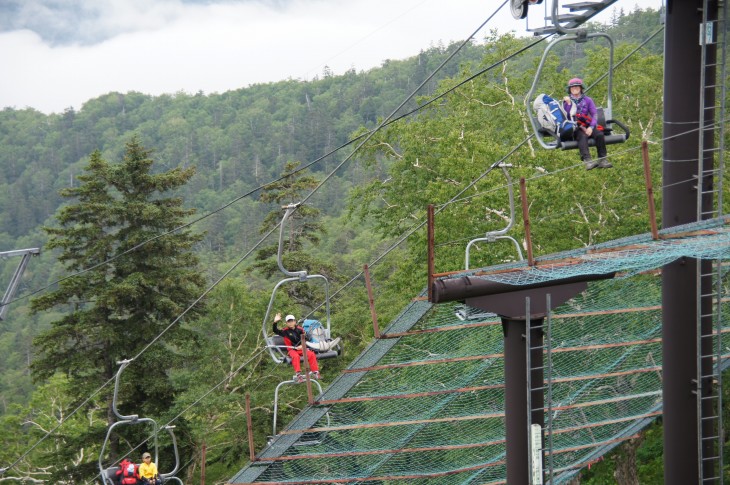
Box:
[562,77,612,170]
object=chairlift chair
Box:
[525,30,629,150]
[465,163,524,271]
[99,360,182,484]
[270,378,330,439]
[262,204,342,366]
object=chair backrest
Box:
[266,335,287,363]
[102,466,119,484]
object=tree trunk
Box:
[614,437,643,484]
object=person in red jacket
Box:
[273,313,320,382]
[116,457,140,485]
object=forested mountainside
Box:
[0,8,683,483]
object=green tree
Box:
[29,137,206,482]
[0,374,93,483]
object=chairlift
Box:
[262,203,342,366]
[525,0,630,150]
[526,30,630,151]
[465,163,524,270]
[269,377,330,439]
[99,359,182,484]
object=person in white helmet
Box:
[273,313,320,382]
[563,77,612,170]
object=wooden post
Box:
[519,178,534,266]
[245,394,256,462]
[428,204,435,301]
[300,332,314,404]
[641,141,659,240]
[364,264,380,338]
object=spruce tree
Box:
[30,137,206,481]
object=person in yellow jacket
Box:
[138,452,162,485]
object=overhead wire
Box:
[123,14,681,485]
[1,8,661,325]
[223,12,687,483]
[295,0,511,208]
[113,0,520,475]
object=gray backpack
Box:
[533,93,576,140]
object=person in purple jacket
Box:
[562,78,612,170]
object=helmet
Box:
[567,77,584,92]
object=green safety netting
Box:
[230,217,730,484]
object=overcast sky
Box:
[0,0,662,115]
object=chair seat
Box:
[559,133,627,150]
[268,335,341,364]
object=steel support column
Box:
[662,1,717,483]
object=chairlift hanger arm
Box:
[465,164,524,269]
[277,203,306,278]
[0,248,40,321]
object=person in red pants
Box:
[273,313,320,382]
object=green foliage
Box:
[28,137,206,481]
[0,373,105,482]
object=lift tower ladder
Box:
[0,248,40,321]
[695,0,728,482]
[526,295,555,484]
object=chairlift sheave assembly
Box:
[513,0,619,31]
[261,203,342,367]
[511,0,543,21]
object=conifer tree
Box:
[30,137,206,480]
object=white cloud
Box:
[0,0,663,114]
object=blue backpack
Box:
[533,93,576,141]
[302,319,326,344]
